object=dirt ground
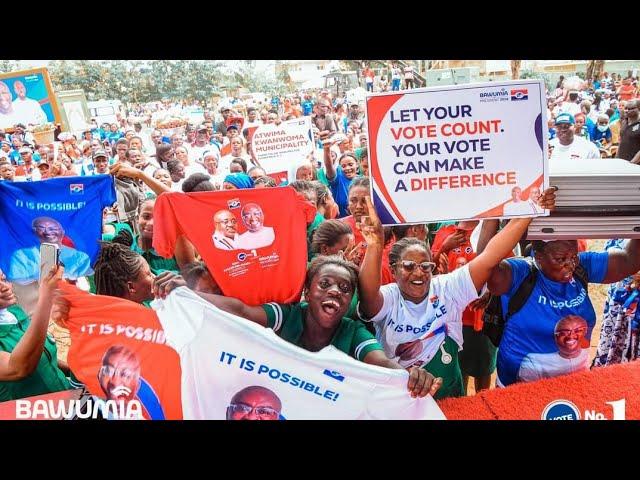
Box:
[466,239,608,396]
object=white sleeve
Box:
[441,264,479,311]
[359,284,395,324]
[517,356,540,383]
[151,287,203,352]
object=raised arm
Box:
[357,196,386,318]
[601,239,640,284]
[0,266,63,381]
[323,140,338,181]
[469,188,556,292]
[152,272,268,327]
[110,162,170,196]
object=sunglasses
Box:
[393,260,436,274]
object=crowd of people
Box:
[1,65,640,419]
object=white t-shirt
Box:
[152,287,446,420]
[517,349,589,382]
[549,136,600,160]
[236,227,275,250]
[403,66,414,80]
[362,265,478,368]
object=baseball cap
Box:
[555,113,575,125]
[37,162,50,170]
[18,146,32,154]
[92,149,108,160]
[197,124,208,132]
[226,124,239,131]
[220,106,231,113]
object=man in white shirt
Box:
[11,80,47,126]
[236,203,275,250]
[549,113,600,161]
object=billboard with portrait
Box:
[0,67,61,131]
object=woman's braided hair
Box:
[94,229,144,298]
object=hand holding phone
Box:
[40,243,60,282]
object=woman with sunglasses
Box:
[357,190,557,399]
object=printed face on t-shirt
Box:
[33,218,64,244]
[395,339,424,361]
[241,205,265,232]
[554,315,588,358]
[98,349,141,402]
[214,210,238,238]
[226,387,281,420]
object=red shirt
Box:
[432,225,480,328]
[153,188,316,306]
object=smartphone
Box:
[40,243,60,280]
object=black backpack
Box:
[481,259,589,348]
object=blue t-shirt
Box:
[585,117,596,140]
[8,150,21,166]
[302,100,314,116]
[496,252,609,386]
[591,127,612,143]
[106,131,123,145]
[0,175,117,284]
[328,168,355,218]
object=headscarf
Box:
[223,172,254,189]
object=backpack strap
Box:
[506,259,538,320]
[573,262,589,292]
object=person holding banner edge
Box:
[357,189,557,399]
[153,256,442,399]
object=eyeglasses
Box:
[555,327,587,337]
[555,124,572,130]
[216,219,237,225]
[393,260,436,274]
[34,226,61,234]
[228,403,279,419]
[99,365,137,382]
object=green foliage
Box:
[519,69,554,92]
[45,60,287,103]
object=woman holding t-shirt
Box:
[357,189,557,399]
[153,256,442,399]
